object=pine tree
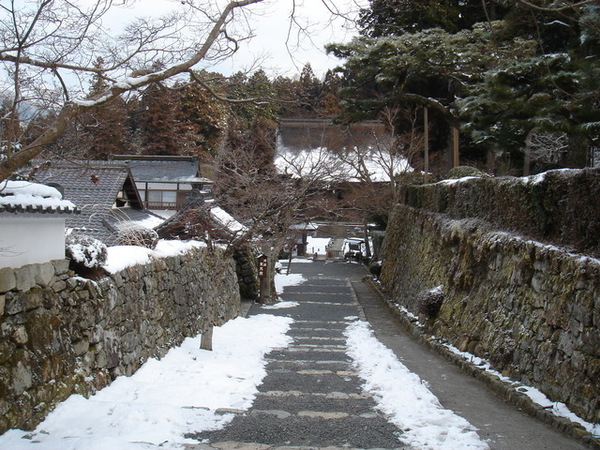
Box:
[138,82,181,155]
[297,63,322,117]
[177,73,228,158]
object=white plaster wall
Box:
[0,215,66,269]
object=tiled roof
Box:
[0,204,77,214]
[32,161,157,245]
[110,155,212,184]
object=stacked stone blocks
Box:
[0,246,240,434]
[381,170,600,426]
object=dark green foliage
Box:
[445,166,490,179]
[358,0,502,37]
[459,52,600,163]
[405,168,600,256]
[327,23,532,128]
[333,0,600,173]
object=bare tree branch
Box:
[0,0,264,182]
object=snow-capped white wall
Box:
[0,215,66,269]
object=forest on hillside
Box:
[0,0,599,232]
[1,0,599,177]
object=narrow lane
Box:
[190,260,589,450]
[352,273,590,450]
[192,261,410,449]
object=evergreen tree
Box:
[317,70,343,118]
[297,63,322,117]
[79,59,131,159]
[328,23,533,126]
[227,70,278,125]
[177,72,228,158]
[273,75,301,118]
[138,82,181,155]
[358,0,504,37]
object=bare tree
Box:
[0,0,268,182]
[0,0,367,182]
[523,130,570,175]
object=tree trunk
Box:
[564,134,588,168]
[200,318,214,351]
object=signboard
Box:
[257,254,268,279]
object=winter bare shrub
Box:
[116,223,159,249]
[65,234,108,279]
[416,286,444,319]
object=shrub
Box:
[445,166,489,179]
[65,234,108,279]
[416,286,444,319]
[116,223,159,249]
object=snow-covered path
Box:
[0,315,293,449]
[0,261,491,449]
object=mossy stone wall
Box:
[405,168,600,256]
[381,174,599,425]
[0,246,240,434]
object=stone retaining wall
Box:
[404,168,600,256]
[0,246,241,434]
[381,181,599,426]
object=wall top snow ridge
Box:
[404,168,600,257]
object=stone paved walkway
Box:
[186,260,591,450]
[187,262,409,449]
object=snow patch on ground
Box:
[260,301,300,310]
[395,304,423,327]
[306,236,331,255]
[130,215,165,229]
[274,270,306,295]
[0,315,293,449]
[345,320,489,450]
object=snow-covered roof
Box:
[0,180,78,214]
[210,206,246,235]
[110,155,212,185]
[275,147,412,183]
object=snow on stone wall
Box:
[0,246,240,434]
[404,168,600,257]
[380,202,599,426]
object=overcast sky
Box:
[105,0,367,79]
[211,0,366,78]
